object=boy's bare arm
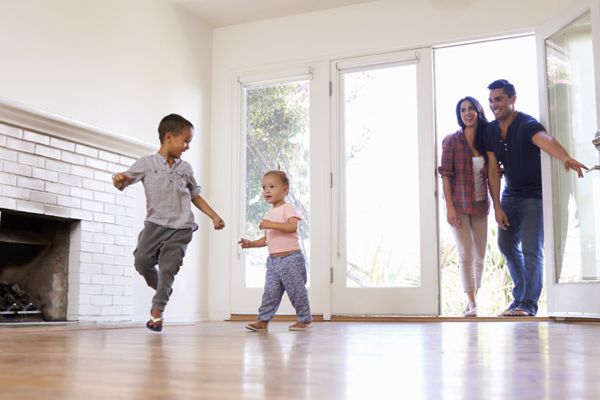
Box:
[259,217,299,233]
[192,196,225,230]
[112,173,133,191]
[238,236,267,248]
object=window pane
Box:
[343,65,420,287]
[546,12,600,282]
[244,80,310,287]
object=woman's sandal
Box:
[146,315,164,332]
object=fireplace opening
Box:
[0,209,73,322]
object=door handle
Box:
[586,165,600,173]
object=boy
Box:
[113,114,224,332]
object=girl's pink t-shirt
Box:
[265,202,302,254]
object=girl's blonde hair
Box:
[264,170,289,186]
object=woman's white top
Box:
[472,156,486,201]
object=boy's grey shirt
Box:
[120,153,201,229]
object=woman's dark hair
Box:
[455,96,488,160]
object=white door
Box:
[330,49,439,315]
[537,1,600,317]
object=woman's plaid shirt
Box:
[438,130,489,215]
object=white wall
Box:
[208,0,588,319]
[0,0,213,322]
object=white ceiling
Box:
[169,0,378,27]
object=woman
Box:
[438,96,489,317]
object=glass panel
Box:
[546,12,600,282]
[343,64,420,287]
[243,80,310,288]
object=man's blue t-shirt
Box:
[484,112,545,199]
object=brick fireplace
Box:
[0,98,154,322]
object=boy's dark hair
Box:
[264,170,289,186]
[487,79,516,98]
[158,114,194,143]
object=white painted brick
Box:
[35,144,61,159]
[94,213,115,223]
[90,295,113,306]
[104,224,125,236]
[115,195,136,208]
[125,207,136,218]
[61,151,85,165]
[80,252,94,263]
[0,135,5,146]
[115,256,133,267]
[115,236,136,247]
[80,263,103,274]
[81,199,103,212]
[70,209,93,220]
[91,274,113,285]
[78,294,91,304]
[105,203,125,216]
[30,190,57,205]
[94,191,115,204]
[45,159,71,174]
[81,220,104,232]
[103,265,123,275]
[7,137,35,153]
[17,176,44,191]
[83,178,106,192]
[80,231,94,242]
[102,285,124,296]
[0,146,18,162]
[106,162,123,172]
[113,275,133,286]
[121,306,133,315]
[81,241,103,253]
[79,284,102,294]
[71,165,95,178]
[45,182,71,195]
[78,305,101,314]
[0,197,16,209]
[0,172,17,185]
[50,137,75,152]
[0,122,22,138]
[2,160,32,176]
[17,153,45,168]
[78,274,92,285]
[23,130,50,145]
[98,150,120,163]
[71,187,94,200]
[115,216,135,226]
[16,200,44,214]
[93,254,115,265]
[32,167,59,182]
[113,296,132,306]
[93,232,115,244]
[120,155,135,166]
[57,195,81,208]
[123,266,135,277]
[43,205,71,218]
[58,173,81,187]
[3,185,30,200]
[101,305,124,315]
[75,143,98,158]
[123,286,133,296]
[103,245,126,256]
[94,170,112,182]
[85,157,107,171]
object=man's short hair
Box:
[487,79,516,98]
[158,114,193,143]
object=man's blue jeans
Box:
[497,196,544,315]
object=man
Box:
[484,79,587,316]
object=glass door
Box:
[331,49,438,315]
[537,1,600,316]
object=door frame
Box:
[536,0,600,317]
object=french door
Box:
[330,49,439,315]
[537,1,600,316]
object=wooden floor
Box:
[1,321,599,399]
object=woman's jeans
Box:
[497,196,544,316]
